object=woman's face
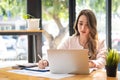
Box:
[77,15,90,37]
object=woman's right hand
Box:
[38,59,49,69]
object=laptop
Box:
[47,49,95,74]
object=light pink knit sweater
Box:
[58,35,106,69]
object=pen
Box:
[38,54,42,60]
[24,68,50,72]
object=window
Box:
[0,0,28,67]
[42,0,69,59]
[112,0,120,52]
[76,0,106,43]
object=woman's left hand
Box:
[89,61,96,68]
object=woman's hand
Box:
[89,61,96,68]
[38,59,49,69]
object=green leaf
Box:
[106,49,120,66]
[22,14,34,19]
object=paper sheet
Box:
[8,69,74,79]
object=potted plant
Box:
[106,49,120,77]
[23,14,40,30]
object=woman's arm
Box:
[90,39,107,69]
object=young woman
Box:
[38,9,106,69]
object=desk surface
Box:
[0,67,120,80]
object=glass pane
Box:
[76,0,106,43]
[112,0,120,52]
[0,0,28,67]
[42,0,69,59]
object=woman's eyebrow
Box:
[78,21,83,23]
[78,21,88,24]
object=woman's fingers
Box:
[38,60,48,69]
[43,60,48,67]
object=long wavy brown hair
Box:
[73,9,98,59]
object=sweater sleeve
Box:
[57,37,70,49]
[91,39,107,69]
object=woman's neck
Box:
[79,36,88,48]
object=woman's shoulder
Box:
[69,35,78,39]
[57,35,79,49]
[59,35,78,45]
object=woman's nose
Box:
[81,26,85,30]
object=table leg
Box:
[28,34,42,63]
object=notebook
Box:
[47,49,96,74]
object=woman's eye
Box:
[79,23,83,26]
